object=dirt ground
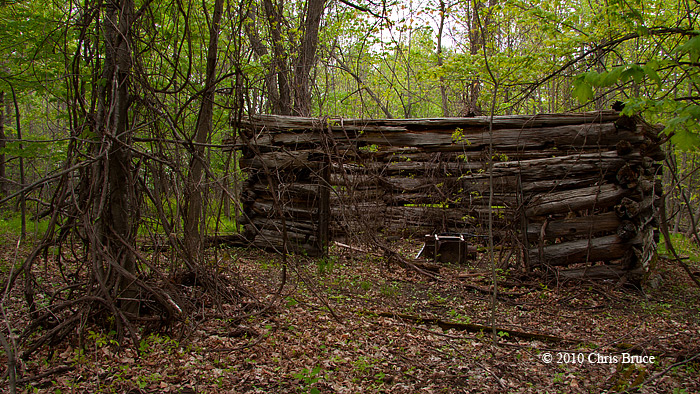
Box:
[4,240,700,393]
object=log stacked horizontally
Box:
[226,110,663,280]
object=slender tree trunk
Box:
[0,91,6,198]
[184,0,224,261]
[263,0,292,115]
[673,152,686,233]
[292,0,325,116]
[245,7,279,114]
[437,0,449,117]
[463,0,483,116]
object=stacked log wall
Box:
[228,110,663,278]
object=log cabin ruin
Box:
[226,110,665,282]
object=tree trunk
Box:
[437,0,449,117]
[292,0,325,116]
[263,0,292,115]
[184,0,224,261]
[0,91,6,198]
[97,0,138,313]
[244,6,279,114]
[464,0,483,116]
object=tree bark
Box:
[244,6,279,114]
[437,0,449,117]
[262,0,292,115]
[184,0,224,262]
[97,0,138,313]
[292,0,325,116]
[0,91,6,198]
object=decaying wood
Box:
[527,212,621,241]
[557,264,645,281]
[232,110,662,276]
[529,235,628,266]
[526,184,631,217]
[377,311,578,344]
[239,110,622,134]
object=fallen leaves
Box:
[4,244,700,393]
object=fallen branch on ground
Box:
[377,311,577,344]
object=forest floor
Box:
[5,239,700,393]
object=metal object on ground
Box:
[417,233,480,264]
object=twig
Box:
[377,311,578,345]
[16,365,75,384]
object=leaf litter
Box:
[2,240,699,393]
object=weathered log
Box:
[240,111,623,134]
[502,151,637,180]
[529,235,629,266]
[204,234,250,247]
[374,148,630,163]
[520,175,602,193]
[615,195,657,220]
[616,220,637,241]
[557,264,645,281]
[239,149,324,170]
[616,164,640,187]
[251,217,317,233]
[252,181,320,197]
[526,184,631,217]
[526,212,621,241]
[249,201,318,220]
[354,123,638,151]
[237,120,642,154]
[339,151,637,182]
[252,237,321,256]
[376,311,576,344]
[256,228,317,247]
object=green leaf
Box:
[601,67,623,87]
[311,365,321,376]
[671,129,700,151]
[675,33,700,62]
[620,65,645,84]
[573,75,594,103]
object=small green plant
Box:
[292,365,322,394]
[552,372,565,384]
[447,309,471,324]
[353,356,372,375]
[359,281,372,292]
[88,329,119,348]
[139,333,179,355]
[359,144,379,153]
[380,282,400,297]
[316,255,336,275]
[452,127,471,146]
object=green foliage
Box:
[87,330,119,348]
[0,214,51,237]
[292,365,322,394]
[659,233,700,265]
[316,255,337,275]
